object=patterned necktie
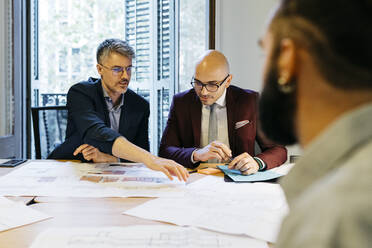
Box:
[208,103,218,143]
[208,103,218,163]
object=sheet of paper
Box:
[0,196,51,232]
[124,176,289,243]
[0,161,185,198]
[29,225,268,248]
[217,165,283,182]
[269,163,295,175]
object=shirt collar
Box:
[102,85,124,109]
[215,89,227,107]
[203,89,227,108]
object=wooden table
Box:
[0,161,274,247]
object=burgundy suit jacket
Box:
[159,85,287,169]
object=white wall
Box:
[216,0,302,160]
[215,0,277,91]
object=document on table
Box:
[0,161,185,198]
[217,165,283,182]
[269,163,295,175]
[29,225,268,248]
[0,196,51,232]
[124,176,289,243]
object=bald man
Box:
[159,50,287,174]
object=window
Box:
[58,48,68,73]
[125,0,151,82]
[0,0,26,158]
[71,48,81,73]
[0,0,13,139]
[179,0,208,92]
[30,0,208,157]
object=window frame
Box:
[26,0,214,158]
[0,0,27,159]
[208,0,216,49]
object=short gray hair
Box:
[96,38,135,64]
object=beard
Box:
[259,58,298,145]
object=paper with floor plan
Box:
[124,176,288,243]
[0,196,51,232]
[29,225,268,248]
[0,161,185,198]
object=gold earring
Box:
[278,72,294,93]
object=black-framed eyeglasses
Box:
[99,64,134,77]
[190,74,230,92]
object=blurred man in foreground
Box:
[259,0,372,246]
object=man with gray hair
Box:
[49,38,189,182]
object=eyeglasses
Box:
[99,64,134,77]
[190,74,230,92]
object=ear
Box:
[96,64,103,76]
[277,38,296,83]
[225,74,233,88]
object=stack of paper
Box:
[0,161,185,198]
[124,176,289,243]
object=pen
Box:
[224,157,235,168]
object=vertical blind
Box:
[125,0,151,82]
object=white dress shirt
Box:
[191,90,229,163]
[200,89,229,148]
[190,89,266,169]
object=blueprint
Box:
[124,176,289,242]
[29,225,268,248]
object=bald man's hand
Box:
[228,152,259,175]
[193,141,232,162]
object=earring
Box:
[278,72,294,93]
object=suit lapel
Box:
[119,91,135,137]
[226,87,236,153]
[191,90,202,147]
[97,80,111,126]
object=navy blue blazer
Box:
[48,77,149,160]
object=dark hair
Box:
[270,0,372,89]
[96,38,135,64]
